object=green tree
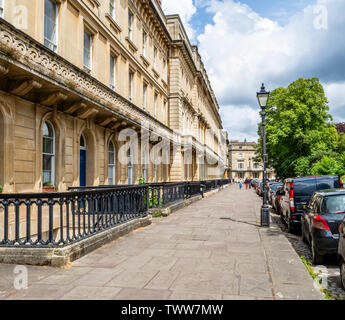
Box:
[311,156,344,176]
[257,78,338,178]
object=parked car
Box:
[273,185,284,214]
[256,181,263,196]
[302,189,345,264]
[279,176,343,233]
[251,179,259,189]
[269,183,283,205]
[337,216,345,289]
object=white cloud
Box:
[162,0,345,140]
[220,104,260,142]
[324,82,345,122]
[196,0,345,140]
[161,0,197,40]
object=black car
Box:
[279,176,343,233]
[302,189,345,264]
[338,217,345,289]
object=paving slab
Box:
[0,185,324,300]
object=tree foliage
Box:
[257,78,339,178]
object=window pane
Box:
[0,0,3,18]
[110,55,116,88]
[110,0,115,18]
[43,137,53,154]
[108,143,115,164]
[43,154,52,171]
[84,31,92,69]
[44,0,57,51]
[108,165,114,185]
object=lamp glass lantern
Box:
[257,83,270,109]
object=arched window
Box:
[42,121,55,185]
[108,141,116,185]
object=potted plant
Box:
[42,182,57,192]
[0,185,3,193]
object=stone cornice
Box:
[0,18,174,140]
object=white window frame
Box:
[154,93,157,119]
[238,161,244,170]
[163,59,166,80]
[108,141,116,185]
[110,54,116,90]
[128,11,133,40]
[44,0,58,52]
[83,29,93,71]
[162,100,166,125]
[182,109,185,134]
[0,0,4,18]
[109,0,115,20]
[153,46,157,69]
[142,31,147,57]
[42,121,55,185]
[154,163,158,183]
[143,83,147,111]
[129,71,134,102]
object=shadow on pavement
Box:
[220,217,260,227]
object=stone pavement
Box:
[0,185,323,300]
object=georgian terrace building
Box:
[229,140,275,181]
[0,0,228,193]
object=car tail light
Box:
[339,178,343,189]
[313,215,330,231]
[289,182,295,212]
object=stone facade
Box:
[229,140,275,181]
[0,0,228,193]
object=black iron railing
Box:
[0,179,231,247]
[0,185,148,247]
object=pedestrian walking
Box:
[245,179,249,190]
[239,181,242,189]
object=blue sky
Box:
[163,0,345,141]
[191,0,316,38]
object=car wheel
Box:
[311,239,323,265]
[340,261,345,290]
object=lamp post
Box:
[257,83,270,227]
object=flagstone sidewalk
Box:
[0,185,323,300]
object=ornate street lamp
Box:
[257,83,270,227]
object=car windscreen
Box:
[321,195,345,214]
[293,179,316,197]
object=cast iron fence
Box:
[0,179,231,247]
[0,185,148,247]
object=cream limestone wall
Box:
[0,0,228,191]
[229,141,275,180]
